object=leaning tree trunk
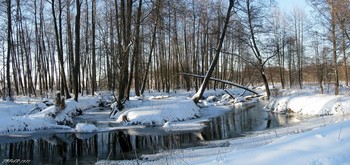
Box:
[192,0,235,103]
[140,21,157,95]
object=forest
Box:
[2,1,350,164]
[0,0,350,106]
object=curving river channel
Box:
[0,102,305,165]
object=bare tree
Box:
[116,0,132,110]
[6,0,350,102]
[329,0,339,95]
[126,0,142,99]
[66,0,74,93]
[231,0,277,100]
[271,8,286,89]
[141,0,159,95]
[6,0,13,101]
[91,0,96,96]
[292,7,306,89]
[308,0,341,95]
[73,0,82,101]
[192,0,235,103]
[50,0,71,99]
[311,31,327,94]
[335,0,350,87]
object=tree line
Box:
[1,0,350,107]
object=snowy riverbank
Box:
[97,114,350,165]
[96,87,350,165]
[0,95,99,133]
[0,88,255,133]
[266,92,350,115]
[2,87,350,165]
[107,88,259,127]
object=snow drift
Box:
[266,94,350,115]
[114,99,201,126]
[75,123,97,132]
[0,96,99,133]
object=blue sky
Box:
[276,0,310,12]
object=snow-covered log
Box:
[181,73,259,96]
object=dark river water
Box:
[0,102,302,165]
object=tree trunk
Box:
[140,4,158,95]
[260,66,271,99]
[183,13,191,91]
[133,0,142,96]
[125,0,140,99]
[246,0,271,100]
[6,0,13,101]
[342,29,348,87]
[192,0,235,103]
[330,0,339,95]
[11,42,19,95]
[277,43,285,89]
[117,0,132,110]
[67,0,74,93]
[74,0,81,101]
[91,0,96,96]
[51,0,70,99]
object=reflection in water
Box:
[0,131,208,164]
[0,102,300,164]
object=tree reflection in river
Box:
[0,102,301,164]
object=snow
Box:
[0,95,99,133]
[114,99,201,125]
[266,93,350,115]
[206,95,219,102]
[162,121,172,128]
[219,120,350,165]
[75,123,97,132]
[110,89,258,126]
[2,87,350,165]
[0,99,61,133]
[97,115,350,165]
[95,87,350,165]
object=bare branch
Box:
[218,49,259,68]
[181,73,259,95]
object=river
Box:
[0,102,304,164]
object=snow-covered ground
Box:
[95,87,350,165]
[266,89,350,115]
[110,89,259,127]
[0,89,251,134]
[1,86,350,165]
[0,95,99,133]
[112,97,201,126]
[97,114,350,165]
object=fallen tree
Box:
[181,73,259,96]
